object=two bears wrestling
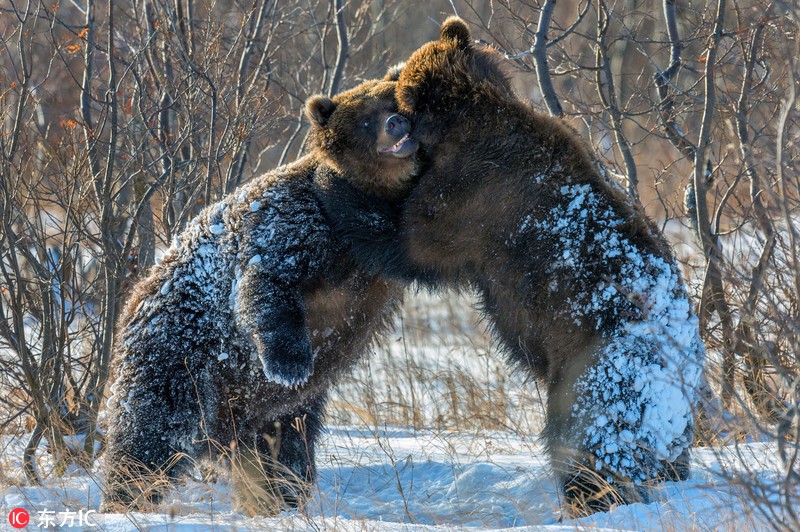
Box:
[102,17,705,516]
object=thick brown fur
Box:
[393,17,695,514]
[323,17,701,515]
[101,73,419,514]
[391,19,670,353]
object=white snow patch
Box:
[159,279,172,295]
[0,429,787,530]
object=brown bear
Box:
[323,18,705,515]
[101,76,419,515]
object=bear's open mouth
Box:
[378,134,419,158]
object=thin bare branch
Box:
[532,0,563,117]
[328,0,349,96]
[595,1,638,199]
[654,0,697,160]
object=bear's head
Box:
[396,17,514,146]
[306,75,420,200]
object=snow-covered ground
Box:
[2,289,796,530]
[0,426,788,530]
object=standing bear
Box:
[101,76,419,515]
[323,18,706,514]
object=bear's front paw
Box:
[257,329,315,388]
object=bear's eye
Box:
[361,120,371,129]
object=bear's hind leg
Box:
[101,400,198,512]
[542,347,646,516]
[545,334,696,515]
[101,349,211,513]
[101,443,193,512]
[230,396,326,516]
[656,436,692,482]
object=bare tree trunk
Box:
[691,0,737,410]
[328,0,349,97]
[532,0,563,117]
[82,0,121,463]
[733,24,780,422]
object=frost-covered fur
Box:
[534,183,702,501]
[324,18,705,513]
[101,154,403,513]
[102,71,423,514]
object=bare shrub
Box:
[0,0,411,483]
[2,0,799,527]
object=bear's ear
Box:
[384,62,406,81]
[440,17,471,48]
[305,95,336,126]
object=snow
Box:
[0,287,793,530]
[0,171,787,530]
[0,427,790,530]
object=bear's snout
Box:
[385,114,410,136]
[378,113,418,158]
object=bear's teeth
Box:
[391,134,409,152]
[379,134,411,154]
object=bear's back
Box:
[118,156,327,354]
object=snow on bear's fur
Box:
[321,17,705,515]
[102,76,418,515]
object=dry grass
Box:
[1,266,798,528]
[329,288,547,435]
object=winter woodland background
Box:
[1,0,800,529]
